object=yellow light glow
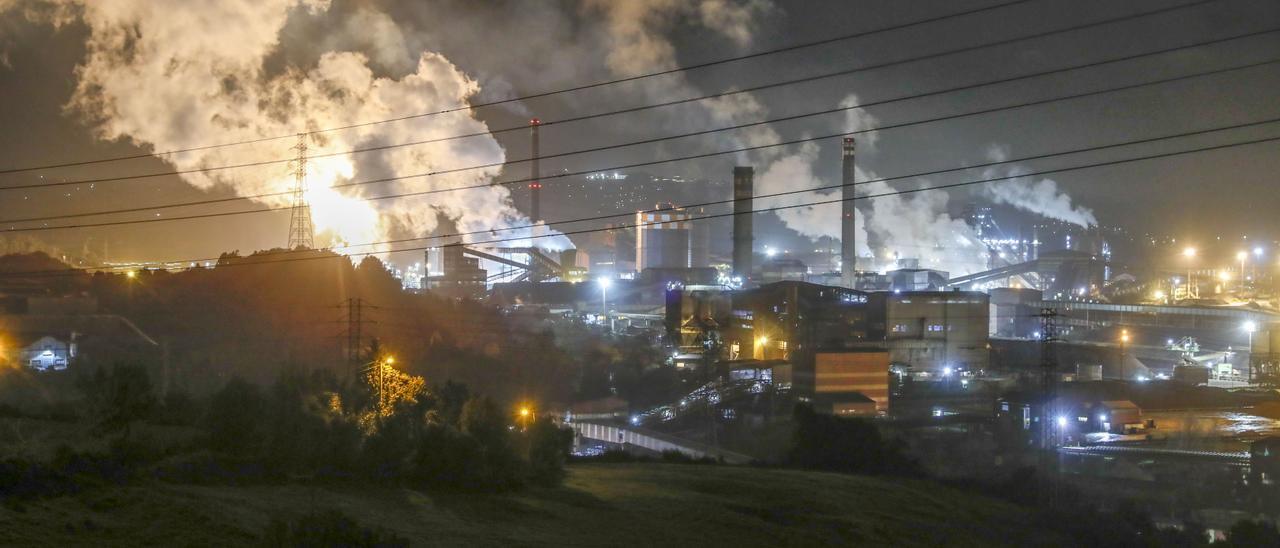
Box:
[1153,290,1166,300]
[384,356,395,365]
[519,407,530,417]
[1218,271,1231,282]
[1183,247,1196,258]
[758,336,769,346]
[1237,251,1248,261]
[125,271,136,279]
[281,155,382,250]
[1120,330,1130,343]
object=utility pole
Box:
[1038,307,1060,447]
[287,133,315,250]
[1038,307,1060,508]
[345,298,364,376]
[700,320,722,450]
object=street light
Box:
[1244,321,1258,383]
[1120,329,1130,381]
[1238,251,1249,289]
[1254,247,1264,282]
[1182,247,1196,299]
[361,355,396,419]
[518,405,532,430]
[597,277,612,332]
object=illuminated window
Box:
[892,324,908,333]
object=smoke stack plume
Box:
[840,137,857,288]
[733,166,754,281]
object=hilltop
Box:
[0,463,1061,546]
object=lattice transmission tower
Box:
[287,132,315,249]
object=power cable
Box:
[0,0,1231,189]
[0,0,1055,175]
[1,127,1275,279]
[4,46,1276,231]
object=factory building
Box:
[885,291,990,374]
[666,281,991,410]
[429,245,487,299]
[635,204,694,271]
[813,350,891,415]
[990,287,1043,338]
[759,258,807,284]
[720,281,881,395]
[887,268,949,292]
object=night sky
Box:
[0,0,1277,269]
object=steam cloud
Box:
[981,144,1097,227]
[2,0,1096,279]
[755,93,982,275]
[4,0,571,260]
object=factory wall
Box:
[814,351,891,412]
[885,291,990,374]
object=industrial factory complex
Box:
[413,129,1280,413]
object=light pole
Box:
[597,276,612,333]
[1254,247,1264,286]
[1238,251,1248,291]
[1120,329,1130,381]
[361,355,394,419]
[1244,321,1257,383]
[1182,247,1196,300]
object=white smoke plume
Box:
[5,0,571,261]
[583,0,783,166]
[981,143,1097,227]
[754,93,982,275]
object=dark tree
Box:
[93,364,156,441]
[205,378,264,457]
[787,404,917,475]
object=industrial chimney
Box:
[732,166,754,282]
[529,118,542,223]
[840,137,857,289]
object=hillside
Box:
[0,463,1062,546]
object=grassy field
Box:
[0,463,1060,546]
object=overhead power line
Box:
[1,125,1276,280]
[4,52,1276,232]
[0,0,1230,189]
[276,117,1280,253]
[0,0,1039,175]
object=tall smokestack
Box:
[530,118,542,223]
[733,166,754,282]
[841,137,857,289]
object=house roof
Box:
[0,314,159,348]
[1098,400,1141,411]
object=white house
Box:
[20,335,75,371]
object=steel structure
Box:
[286,133,315,249]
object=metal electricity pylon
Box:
[287,132,315,249]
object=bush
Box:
[88,364,157,440]
[787,404,918,475]
[205,378,264,457]
[0,448,133,501]
[262,510,408,547]
[525,418,573,485]
[1227,519,1280,546]
[151,452,275,485]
